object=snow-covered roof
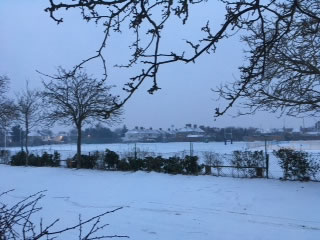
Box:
[187,134,204,138]
[177,126,204,133]
[292,128,300,133]
[257,128,272,134]
[304,131,320,136]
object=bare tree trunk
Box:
[77,125,82,169]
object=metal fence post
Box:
[189,142,194,156]
[266,153,269,178]
[134,143,137,160]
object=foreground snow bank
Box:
[0,165,319,240]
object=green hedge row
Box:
[11,151,61,167]
[65,149,202,175]
[104,152,202,175]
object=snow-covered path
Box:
[0,165,319,239]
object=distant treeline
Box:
[1,124,320,147]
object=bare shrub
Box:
[0,190,128,239]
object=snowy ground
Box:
[1,165,319,240]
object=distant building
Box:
[51,131,69,143]
[122,127,162,142]
[123,125,206,142]
[176,124,205,141]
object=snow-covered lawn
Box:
[1,165,319,240]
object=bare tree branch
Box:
[0,75,18,130]
[0,190,128,240]
[44,0,320,118]
[15,81,44,164]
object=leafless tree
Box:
[44,0,320,118]
[216,0,320,117]
[42,67,122,168]
[16,82,43,165]
[0,76,17,131]
[0,190,128,239]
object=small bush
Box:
[274,148,320,181]
[117,159,130,171]
[128,157,145,171]
[28,154,43,166]
[39,151,60,167]
[52,151,61,167]
[163,157,184,174]
[68,153,99,169]
[203,152,224,176]
[144,156,164,172]
[231,150,265,177]
[11,151,61,167]
[104,149,120,169]
[11,151,27,166]
[183,156,201,175]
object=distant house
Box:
[51,131,69,143]
[160,128,177,142]
[176,124,205,142]
[36,129,53,143]
[122,124,208,142]
[123,127,162,142]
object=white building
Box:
[123,127,162,142]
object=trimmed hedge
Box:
[11,151,61,167]
[67,152,100,169]
[102,149,201,175]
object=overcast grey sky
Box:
[0,0,314,131]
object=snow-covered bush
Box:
[203,151,224,175]
[203,151,223,166]
[274,148,320,181]
[231,150,265,177]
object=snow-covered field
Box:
[6,140,320,178]
[0,165,319,240]
[8,140,320,157]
